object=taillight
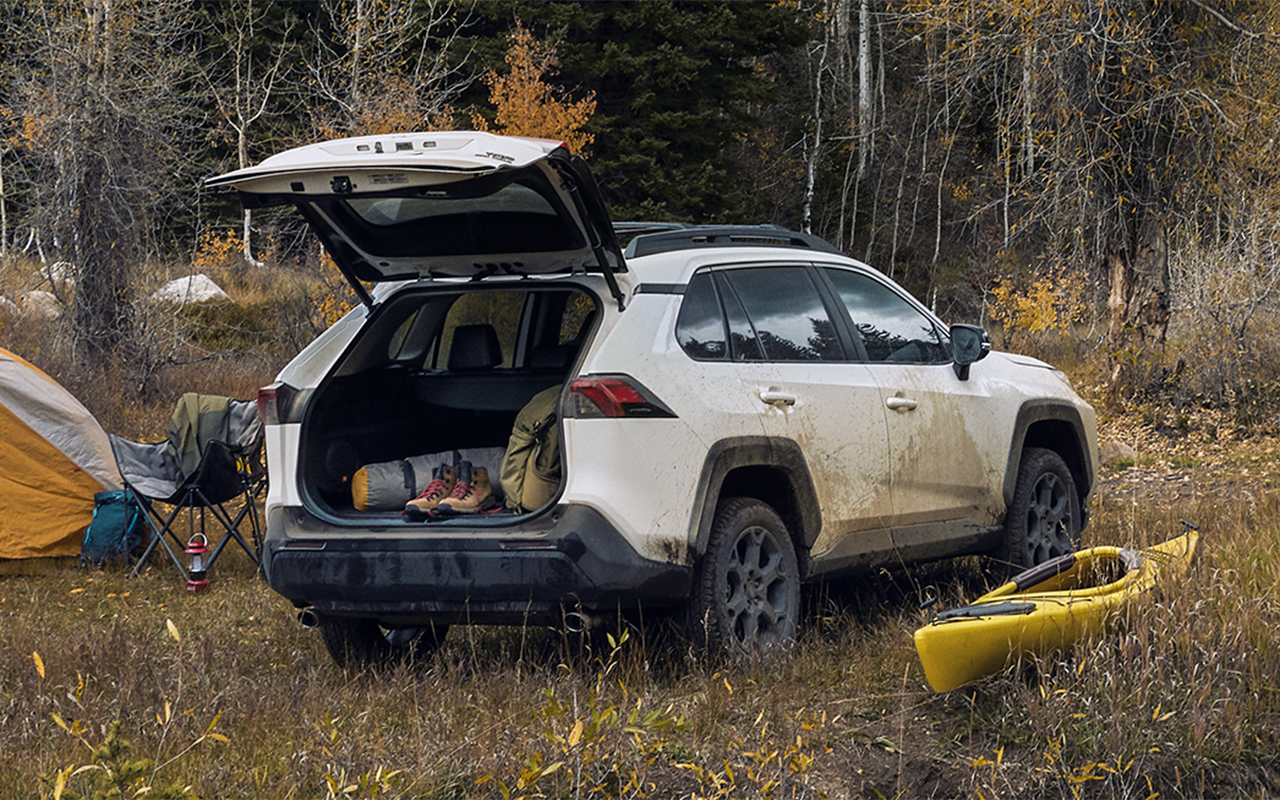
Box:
[257,382,306,425]
[568,376,676,419]
[257,383,280,425]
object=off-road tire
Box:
[997,447,1081,573]
[319,618,448,668]
[689,498,800,658]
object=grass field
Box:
[2,254,1278,798]
[3,440,1278,799]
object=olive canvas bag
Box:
[501,386,562,513]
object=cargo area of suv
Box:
[301,284,598,518]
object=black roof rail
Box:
[611,222,694,248]
[621,224,842,258]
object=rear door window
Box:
[720,267,845,362]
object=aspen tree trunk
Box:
[1022,43,1034,175]
[238,125,262,266]
[857,0,870,181]
[0,155,6,260]
[802,1,831,235]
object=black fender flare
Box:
[1002,400,1095,507]
[687,436,823,561]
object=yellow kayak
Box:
[914,525,1200,693]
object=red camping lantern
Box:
[184,533,210,594]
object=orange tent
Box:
[0,348,122,558]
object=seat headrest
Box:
[448,324,503,371]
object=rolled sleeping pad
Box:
[351,448,507,511]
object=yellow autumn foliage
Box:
[471,22,596,155]
[314,250,357,329]
[988,270,1088,335]
[192,229,243,274]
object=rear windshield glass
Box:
[347,184,554,226]
[324,179,585,258]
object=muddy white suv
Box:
[208,131,1098,666]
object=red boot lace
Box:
[415,477,449,501]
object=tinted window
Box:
[348,184,555,227]
[675,272,728,360]
[824,268,950,364]
[559,293,597,345]
[722,268,844,362]
[330,176,583,257]
[716,275,765,361]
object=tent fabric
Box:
[0,348,123,559]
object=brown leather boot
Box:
[404,463,457,519]
[437,462,495,514]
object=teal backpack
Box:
[79,490,144,566]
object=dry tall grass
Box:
[1,254,1278,798]
[2,489,1277,799]
[0,247,322,438]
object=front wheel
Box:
[319,618,448,668]
[689,498,800,658]
[997,447,1081,572]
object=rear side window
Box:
[717,275,765,361]
[675,273,728,359]
[559,294,597,345]
[823,267,950,364]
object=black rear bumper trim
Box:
[263,503,692,624]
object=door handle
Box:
[885,395,918,412]
[759,388,797,407]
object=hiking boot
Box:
[404,463,457,519]
[437,463,496,515]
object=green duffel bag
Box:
[501,386,562,513]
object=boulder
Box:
[40,261,75,288]
[1099,440,1137,465]
[19,290,61,319]
[151,274,230,305]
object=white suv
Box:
[208,131,1099,666]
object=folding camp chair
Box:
[109,394,264,579]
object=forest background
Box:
[1,0,1278,428]
[4,3,1280,798]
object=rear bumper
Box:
[263,504,692,625]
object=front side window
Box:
[823,267,950,364]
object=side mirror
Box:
[950,324,991,381]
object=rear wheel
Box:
[689,498,800,658]
[319,618,448,668]
[997,447,1081,572]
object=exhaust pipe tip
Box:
[297,608,323,629]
